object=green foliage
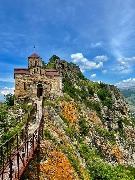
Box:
[60,114,69,125]
[42,61,47,68]
[79,142,100,162]
[93,102,101,112]
[46,55,60,69]
[63,78,95,103]
[44,100,59,110]
[0,103,33,143]
[87,85,94,96]
[60,114,83,143]
[44,129,58,143]
[77,104,82,111]
[0,105,8,133]
[97,88,111,101]
[44,100,54,106]
[5,93,14,106]
[83,100,101,115]
[59,106,134,180]
[19,103,33,112]
[1,114,28,143]
[103,97,113,108]
[97,88,113,108]
[66,147,84,179]
[89,162,135,180]
[76,72,86,80]
[63,79,79,101]
[79,118,89,136]
[78,142,135,180]
[44,129,52,139]
[94,125,116,144]
[49,55,60,62]
[63,94,72,101]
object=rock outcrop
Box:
[24,57,135,179]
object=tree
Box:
[47,55,60,68]
[49,55,60,63]
[5,93,14,106]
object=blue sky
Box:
[0,0,135,101]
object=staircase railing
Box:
[0,102,44,179]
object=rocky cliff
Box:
[25,56,135,179]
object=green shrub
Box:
[79,142,135,180]
[0,105,8,133]
[94,125,116,144]
[88,86,94,96]
[97,88,111,101]
[93,102,101,112]
[79,118,89,136]
[60,114,69,125]
[77,72,86,80]
[4,93,14,106]
[103,97,113,108]
[44,129,52,139]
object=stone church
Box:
[14,53,62,104]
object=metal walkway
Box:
[0,100,44,180]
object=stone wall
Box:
[14,69,62,103]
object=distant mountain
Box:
[120,87,135,113]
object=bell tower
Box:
[28,53,42,69]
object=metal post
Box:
[27,140,29,160]
[17,152,19,179]
[9,159,13,180]
[1,146,4,180]
[36,146,40,180]
[17,134,19,151]
[6,142,9,163]
[27,130,29,159]
[33,134,34,153]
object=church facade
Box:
[14,53,62,104]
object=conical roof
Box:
[29,53,40,58]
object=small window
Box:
[34,69,36,73]
[37,68,38,72]
[24,82,26,90]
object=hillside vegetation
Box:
[2,56,135,179]
[33,56,135,180]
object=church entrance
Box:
[37,84,43,98]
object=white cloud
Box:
[91,74,96,78]
[0,87,14,96]
[117,57,135,63]
[94,55,109,62]
[116,78,135,88]
[71,53,103,72]
[102,70,107,74]
[90,41,103,48]
[113,56,135,74]
[112,64,131,74]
